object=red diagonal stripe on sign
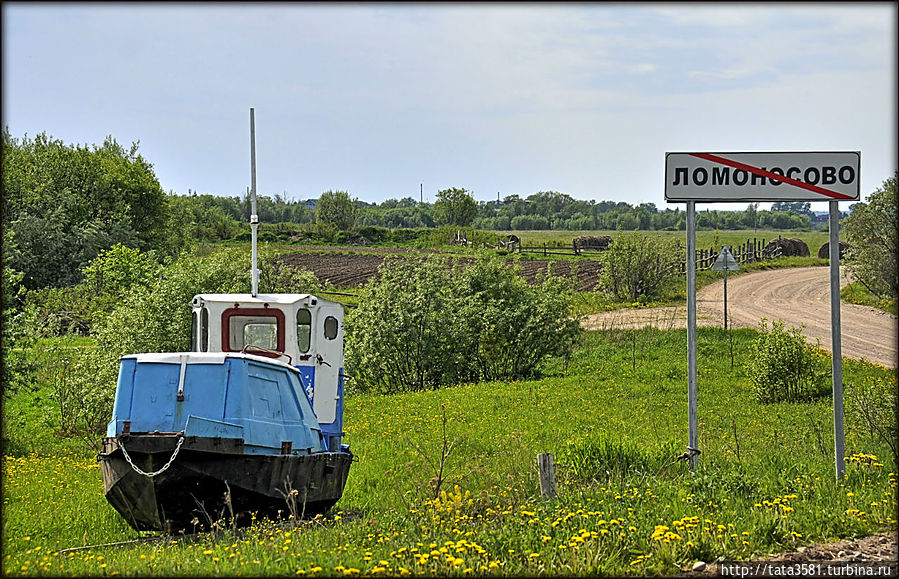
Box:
[690,153,855,200]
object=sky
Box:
[3,2,896,211]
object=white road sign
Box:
[665,151,860,202]
[712,247,740,272]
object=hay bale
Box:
[763,237,810,258]
[817,241,851,259]
[573,235,613,251]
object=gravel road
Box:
[583,266,897,368]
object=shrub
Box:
[345,256,477,393]
[2,263,36,396]
[599,232,680,302]
[345,255,582,394]
[42,342,110,448]
[461,259,581,381]
[845,373,898,461]
[745,319,829,403]
[24,244,162,337]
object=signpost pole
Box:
[829,200,845,478]
[249,108,259,298]
[686,201,698,469]
[723,262,728,330]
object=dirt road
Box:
[583,267,897,367]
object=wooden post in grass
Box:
[537,453,557,498]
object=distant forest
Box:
[174,189,831,241]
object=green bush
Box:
[2,262,36,397]
[24,245,162,337]
[745,319,829,403]
[461,259,581,381]
[845,372,898,461]
[843,173,897,300]
[345,255,582,394]
[599,232,680,302]
[345,256,476,393]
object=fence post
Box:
[537,453,557,498]
[543,243,547,257]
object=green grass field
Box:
[3,327,895,576]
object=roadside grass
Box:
[3,327,895,576]
[840,282,898,316]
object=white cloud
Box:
[3,3,894,204]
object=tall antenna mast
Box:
[249,108,259,297]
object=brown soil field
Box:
[279,251,604,291]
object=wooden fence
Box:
[513,237,784,270]
[685,237,782,272]
[514,243,609,257]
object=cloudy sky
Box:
[3,3,896,209]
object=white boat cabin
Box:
[190,293,346,447]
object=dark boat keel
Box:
[100,435,352,532]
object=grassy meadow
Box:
[3,326,896,576]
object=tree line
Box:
[0,129,872,296]
[165,187,824,236]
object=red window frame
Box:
[221,307,286,357]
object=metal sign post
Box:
[713,247,740,329]
[830,201,846,478]
[249,108,259,297]
[665,151,859,478]
[686,202,698,469]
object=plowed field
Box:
[278,251,604,291]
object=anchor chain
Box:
[119,435,185,478]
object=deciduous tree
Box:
[434,187,477,227]
[1,130,167,288]
[843,173,897,299]
[316,190,358,232]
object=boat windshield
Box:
[222,307,286,353]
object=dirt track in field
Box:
[583,267,898,367]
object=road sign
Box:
[665,152,860,201]
[712,246,740,272]
[665,151,858,479]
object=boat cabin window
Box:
[201,308,209,352]
[324,316,339,340]
[190,308,209,352]
[191,311,198,352]
[222,307,286,354]
[297,308,311,353]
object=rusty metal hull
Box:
[100,435,352,532]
